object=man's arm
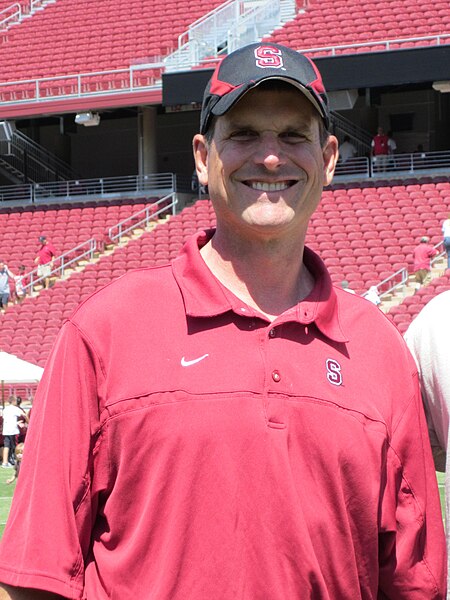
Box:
[0,584,66,599]
[0,322,100,597]
[19,409,29,424]
[378,371,446,598]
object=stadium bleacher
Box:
[268,0,450,55]
[0,0,226,86]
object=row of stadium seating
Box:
[267,0,450,54]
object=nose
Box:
[254,134,285,171]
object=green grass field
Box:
[0,465,19,539]
[0,469,446,540]
[437,471,446,522]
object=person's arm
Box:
[378,369,446,598]
[18,409,29,424]
[0,585,66,599]
[0,321,102,597]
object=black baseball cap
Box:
[39,236,46,243]
[200,42,330,134]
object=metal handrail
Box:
[334,149,450,180]
[0,0,53,30]
[0,3,21,30]
[14,130,77,180]
[108,192,178,243]
[299,33,450,57]
[376,267,409,298]
[334,156,370,178]
[0,172,176,205]
[332,112,372,152]
[431,241,446,268]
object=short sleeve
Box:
[0,321,108,599]
[378,373,446,598]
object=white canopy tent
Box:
[0,351,44,404]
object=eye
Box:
[229,129,258,141]
[280,131,307,143]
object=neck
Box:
[200,229,314,320]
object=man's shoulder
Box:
[70,264,175,322]
[336,285,403,338]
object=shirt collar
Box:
[172,230,348,343]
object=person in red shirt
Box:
[0,43,445,599]
[371,126,389,172]
[413,235,438,287]
[34,236,57,289]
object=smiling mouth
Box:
[247,181,296,192]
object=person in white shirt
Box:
[339,136,357,163]
[387,131,397,170]
[0,261,15,311]
[442,213,450,269]
[364,285,381,305]
[1,398,28,468]
[404,290,450,593]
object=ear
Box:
[193,134,209,187]
[322,135,339,186]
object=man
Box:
[0,43,445,599]
[404,290,450,593]
[338,135,357,163]
[34,236,56,289]
[1,397,28,469]
[0,261,14,311]
[413,235,438,287]
[371,126,389,172]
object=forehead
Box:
[218,86,318,129]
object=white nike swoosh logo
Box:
[181,354,209,367]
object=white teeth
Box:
[250,181,290,192]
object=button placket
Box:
[267,327,280,382]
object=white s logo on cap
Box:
[254,46,283,69]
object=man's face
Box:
[193,86,337,242]
[0,262,4,271]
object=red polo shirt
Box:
[37,241,57,265]
[372,133,389,156]
[0,231,445,599]
[413,242,438,271]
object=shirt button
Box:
[269,328,276,338]
[272,370,281,382]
